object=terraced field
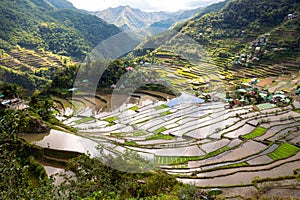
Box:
[139,49,300,96]
[0,47,70,88]
[140,61,226,93]
[64,93,300,191]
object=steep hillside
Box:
[128,0,300,95]
[0,0,121,89]
[47,0,75,9]
[141,0,299,67]
[177,0,300,71]
[179,0,299,45]
[0,0,120,60]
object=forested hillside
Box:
[0,0,120,60]
[0,0,122,89]
[140,0,299,69]
[179,0,299,47]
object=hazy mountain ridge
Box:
[93,5,203,31]
[93,6,170,30]
[149,0,230,30]
[149,7,203,29]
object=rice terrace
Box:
[1,0,300,199]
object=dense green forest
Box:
[0,0,120,60]
[178,0,300,51]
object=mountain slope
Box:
[93,5,204,31]
[150,7,203,30]
[179,0,299,40]
[47,0,75,9]
[176,0,300,62]
[0,0,121,60]
[93,6,171,30]
[133,0,300,92]
[0,0,121,89]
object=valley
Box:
[0,0,300,199]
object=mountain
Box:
[93,6,171,31]
[150,7,203,30]
[93,6,203,32]
[178,0,300,51]
[137,0,300,84]
[138,0,230,49]
[0,0,121,60]
[0,0,122,89]
[149,0,229,32]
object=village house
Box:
[0,97,29,110]
[288,13,296,20]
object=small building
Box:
[273,94,286,103]
[68,88,78,92]
[260,37,266,45]
[288,14,296,20]
[255,46,261,53]
[253,103,276,111]
[1,98,29,110]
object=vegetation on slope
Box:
[0,0,120,60]
[178,0,300,57]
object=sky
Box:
[67,0,223,12]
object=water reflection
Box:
[41,162,75,185]
[21,130,100,157]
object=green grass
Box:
[154,126,168,134]
[242,127,267,139]
[52,110,59,115]
[135,119,151,124]
[124,141,138,146]
[155,104,169,110]
[146,134,174,141]
[103,116,118,123]
[103,116,119,127]
[159,110,172,116]
[203,146,231,158]
[110,132,124,137]
[74,117,94,124]
[294,109,300,114]
[220,162,249,169]
[268,143,300,160]
[177,69,197,78]
[70,100,84,114]
[52,96,72,108]
[155,146,232,165]
[133,131,147,136]
[128,105,139,111]
[155,156,200,165]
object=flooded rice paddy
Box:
[22,92,300,190]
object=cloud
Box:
[67,0,223,12]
